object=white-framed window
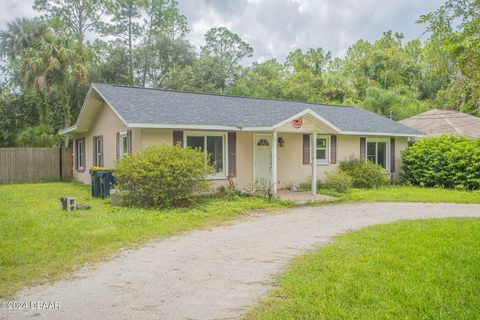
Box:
[366,138,390,171]
[119,132,129,157]
[76,138,85,171]
[315,135,330,164]
[93,135,103,167]
[185,132,226,178]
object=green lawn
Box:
[248,218,480,320]
[0,182,290,298]
[318,185,480,203]
[2,183,479,300]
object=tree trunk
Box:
[142,12,154,87]
[128,1,134,85]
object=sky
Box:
[0,0,443,63]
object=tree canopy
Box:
[0,0,478,147]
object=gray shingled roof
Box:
[400,109,480,139]
[92,83,423,136]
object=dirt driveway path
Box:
[4,202,480,320]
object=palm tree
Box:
[22,34,89,126]
[0,18,50,61]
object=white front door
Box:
[253,134,272,184]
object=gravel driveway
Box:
[4,202,480,320]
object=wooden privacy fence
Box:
[0,147,73,184]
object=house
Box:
[399,109,480,139]
[60,83,424,194]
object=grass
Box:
[317,185,480,204]
[0,182,291,298]
[2,182,479,300]
[247,218,480,320]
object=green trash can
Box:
[97,170,115,199]
[90,169,101,197]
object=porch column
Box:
[272,131,278,195]
[311,132,317,195]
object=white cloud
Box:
[0,0,442,63]
[0,0,37,29]
[180,0,442,63]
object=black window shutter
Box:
[93,136,97,166]
[360,137,366,161]
[116,132,120,160]
[390,138,396,172]
[303,134,310,164]
[228,132,236,177]
[99,136,104,166]
[127,130,132,154]
[173,130,183,147]
[330,135,337,164]
[74,139,78,170]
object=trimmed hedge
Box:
[401,136,480,190]
[114,145,214,207]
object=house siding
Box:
[141,129,173,148]
[277,134,360,188]
[71,104,408,189]
[73,102,128,184]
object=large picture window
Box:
[315,135,330,164]
[366,139,389,170]
[186,134,225,177]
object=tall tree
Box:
[138,0,189,86]
[418,0,480,114]
[0,18,49,60]
[200,27,253,92]
[33,0,106,43]
[285,48,331,75]
[21,34,89,126]
[101,0,142,84]
[227,59,286,98]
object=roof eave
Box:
[59,125,78,135]
[128,123,241,131]
[339,131,426,138]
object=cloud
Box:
[179,0,442,63]
[0,0,442,64]
[0,0,37,29]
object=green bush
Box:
[401,136,480,190]
[339,157,390,188]
[16,124,61,147]
[114,145,214,207]
[322,170,353,193]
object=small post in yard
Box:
[271,131,278,195]
[311,132,317,195]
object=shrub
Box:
[16,124,61,147]
[114,145,214,207]
[401,136,480,190]
[339,157,390,188]
[322,170,353,193]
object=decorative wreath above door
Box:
[291,117,303,128]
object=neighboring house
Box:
[60,83,423,194]
[400,109,480,139]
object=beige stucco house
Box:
[60,83,424,194]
